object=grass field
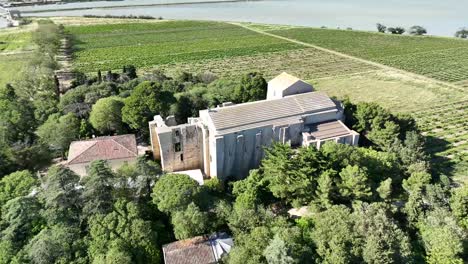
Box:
[67,21,301,73]
[0,25,36,88]
[269,27,468,83]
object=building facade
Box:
[149,73,359,180]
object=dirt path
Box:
[55,37,74,94]
[233,22,465,92]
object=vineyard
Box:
[413,100,468,184]
[163,48,377,80]
[270,27,468,83]
[66,21,301,73]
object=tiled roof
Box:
[207,92,338,135]
[163,236,216,264]
[305,120,353,140]
[67,134,138,165]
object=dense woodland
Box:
[0,21,467,264]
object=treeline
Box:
[0,20,63,175]
[376,23,468,38]
[82,14,161,20]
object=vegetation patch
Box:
[159,48,377,80]
[270,27,468,83]
[67,21,301,73]
[413,100,468,184]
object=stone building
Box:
[149,73,359,180]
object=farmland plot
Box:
[270,27,468,83]
[67,21,301,73]
[414,100,468,184]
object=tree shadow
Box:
[424,135,457,183]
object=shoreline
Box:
[19,0,262,14]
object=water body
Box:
[4,0,468,37]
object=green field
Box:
[270,27,468,83]
[67,21,301,73]
[0,28,36,88]
[0,31,34,52]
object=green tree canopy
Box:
[450,185,468,229]
[152,174,200,213]
[0,196,44,262]
[82,160,116,217]
[39,166,82,226]
[88,199,162,264]
[171,202,209,240]
[24,225,87,264]
[418,208,465,264]
[36,112,80,157]
[0,170,37,212]
[89,96,125,134]
[338,165,372,201]
[122,81,175,133]
[233,72,267,103]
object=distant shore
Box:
[19,0,262,14]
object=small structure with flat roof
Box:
[66,134,139,176]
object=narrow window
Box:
[175,142,181,152]
[175,130,180,137]
[180,154,184,161]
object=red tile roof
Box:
[67,135,138,165]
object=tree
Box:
[376,23,387,33]
[233,72,267,103]
[36,112,80,157]
[309,205,358,263]
[82,160,115,217]
[89,96,125,134]
[377,178,392,201]
[0,196,44,261]
[418,208,465,264]
[171,202,209,240]
[263,234,296,264]
[24,225,87,264]
[338,165,372,201]
[228,226,272,264]
[88,199,162,264]
[450,185,468,229]
[39,166,82,225]
[0,170,37,211]
[122,65,137,80]
[262,144,323,207]
[455,28,468,39]
[387,27,405,34]
[353,203,413,264]
[152,174,200,213]
[0,84,35,144]
[367,121,400,151]
[409,25,427,35]
[313,170,336,209]
[122,81,175,133]
[402,171,431,194]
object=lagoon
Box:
[8,0,468,36]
